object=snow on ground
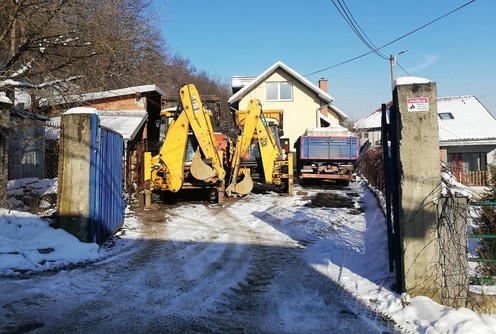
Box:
[1,178,496,333]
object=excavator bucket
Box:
[226,171,254,197]
[235,172,254,195]
[190,147,216,182]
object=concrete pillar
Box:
[393,78,442,300]
[57,111,96,242]
[0,105,10,208]
[438,195,469,307]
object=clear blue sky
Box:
[150,0,496,121]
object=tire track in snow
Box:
[2,186,403,333]
[142,201,260,332]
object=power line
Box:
[330,0,388,60]
[480,92,496,98]
[306,0,476,77]
[330,0,409,76]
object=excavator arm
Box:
[143,84,226,209]
[226,99,291,197]
[146,109,189,193]
[180,84,226,182]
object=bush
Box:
[358,147,384,192]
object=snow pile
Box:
[64,107,97,114]
[433,164,474,204]
[0,209,99,274]
[304,124,353,136]
[0,207,140,276]
[395,76,431,87]
[7,178,58,213]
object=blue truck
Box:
[294,127,360,185]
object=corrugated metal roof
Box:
[51,109,147,141]
[40,84,165,107]
[76,85,165,101]
[97,110,148,141]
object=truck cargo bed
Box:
[296,136,360,160]
[295,135,360,183]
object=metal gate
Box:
[89,122,125,244]
[381,103,404,292]
[468,201,496,284]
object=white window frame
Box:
[266,81,293,101]
[438,112,454,120]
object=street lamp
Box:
[390,50,408,92]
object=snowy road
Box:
[1,182,400,333]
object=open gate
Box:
[89,120,125,244]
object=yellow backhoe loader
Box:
[143,84,226,209]
[226,99,293,197]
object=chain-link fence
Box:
[1,110,60,217]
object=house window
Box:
[438,112,454,120]
[447,152,487,172]
[266,82,293,101]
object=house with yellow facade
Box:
[228,61,348,151]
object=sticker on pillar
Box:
[407,97,429,112]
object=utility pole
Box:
[390,50,408,92]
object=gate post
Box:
[391,78,443,300]
[0,97,12,208]
[57,110,98,242]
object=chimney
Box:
[318,78,328,93]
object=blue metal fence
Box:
[89,116,125,244]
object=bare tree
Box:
[0,0,166,104]
[0,1,95,101]
[0,0,233,132]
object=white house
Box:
[354,95,496,185]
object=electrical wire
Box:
[480,91,496,98]
[330,0,388,60]
[306,0,476,77]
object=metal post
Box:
[389,55,396,93]
[390,50,408,92]
[389,103,405,293]
[0,97,13,208]
[381,103,394,272]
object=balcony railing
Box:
[452,170,488,186]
